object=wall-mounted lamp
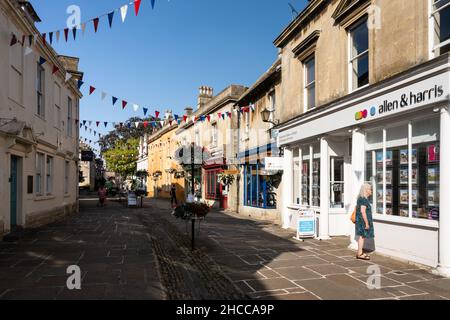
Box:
[261,108,279,126]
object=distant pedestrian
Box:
[98,185,107,207]
[355,183,374,260]
[170,184,178,208]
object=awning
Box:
[237,143,279,165]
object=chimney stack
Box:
[184,107,194,116]
[197,86,214,110]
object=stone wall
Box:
[25,202,78,229]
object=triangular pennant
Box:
[52,65,59,75]
[119,122,123,128]
[222,114,225,120]
[83,120,87,125]
[55,30,60,43]
[160,121,164,127]
[207,115,211,122]
[177,120,181,125]
[88,121,92,126]
[108,11,115,28]
[65,73,72,82]
[143,108,148,116]
[183,115,187,122]
[84,126,87,131]
[112,97,118,105]
[151,0,156,9]
[64,28,69,42]
[81,23,87,35]
[120,5,128,23]
[135,122,140,128]
[89,86,96,95]
[227,112,232,118]
[49,32,53,44]
[24,46,33,56]
[174,114,179,121]
[77,80,84,89]
[143,121,148,128]
[39,57,46,65]
[72,27,77,40]
[104,122,108,128]
[93,18,100,33]
[96,121,100,127]
[101,92,107,100]
[169,120,173,126]
[122,100,128,109]
[133,104,139,112]
[155,111,160,118]
[134,0,142,16]
[10,34,18,46]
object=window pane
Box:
[307,84,316,109]
[351,21,368,57]
[294,160,300,204]
[305,58,315,84]
[352,53,369,89]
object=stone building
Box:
[271,0,450,273]
[175,85,246,210]
[235,59,283,223]
[0,0,82,237]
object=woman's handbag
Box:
[350,207,357,224]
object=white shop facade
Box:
[276,54,450,274]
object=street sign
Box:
[296,209,316,240]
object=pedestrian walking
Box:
[170,184,178,208]
[355,183,374,260]
[98,185,107,207]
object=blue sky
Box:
[30,0,308,144]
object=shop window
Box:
[330,157,344,208]
[431,0,450,56]
[349,18,369,91]
[365,119,440,221]
[244,164,276,209]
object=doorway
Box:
[10,156,21,228]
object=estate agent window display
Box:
[365,118,440,221]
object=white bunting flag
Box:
[112,122,116,127]
[65,73,72,82]
[191,116,196,123]
[55,30,60,43]
[135,122,139,128]
[160,121,165,127]
[24,46,33,56]
[101,92,107,100]
[88,121,92,126]
[133,104,139,112]
[120,5,128,23]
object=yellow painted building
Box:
[147,122,185,202]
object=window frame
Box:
[430,0,450,58]
[348,18,369,92]
[64,160,70,194]
[37,62,45,118]
[46,156,53,195]
[67,97,73,137]
[303,56,316,111]
[35,152,44,196]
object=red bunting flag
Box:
[52,65,59,75]
[206,115,211,122]
[218,112,222,118]
[64,28,69,42]
[228,112,232,118]
[183,115,187,122]
[134,0,142,16]
[96,121,100,127]
[155,111,160,119]
[122,100,128,109]
[143,121,148,128]
[89,86,96,95]
[169,120,173,126]
[93,18,100,33]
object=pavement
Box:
[0,196,449,300]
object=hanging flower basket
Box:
[172,202,211,220]
[217,173,235,186]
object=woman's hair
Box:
[359,183,372,198]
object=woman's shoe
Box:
[356,253,371,260]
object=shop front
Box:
[203,156,227,209]
[276,55,450,273]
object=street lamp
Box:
[261,108,279,126]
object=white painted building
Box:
[277,54,450,275]
[0,0,83,237]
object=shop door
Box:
[330,157,345,208]
[10,156,19,227]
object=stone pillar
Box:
[438,106,450,276]
[282,147,293,229]
[319,137,330,240]
[349,129,365,249]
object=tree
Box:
[103,138,139,180]
[98,117,161,153]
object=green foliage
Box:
[103,138,139,179]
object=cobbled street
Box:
[1,196,450,300]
